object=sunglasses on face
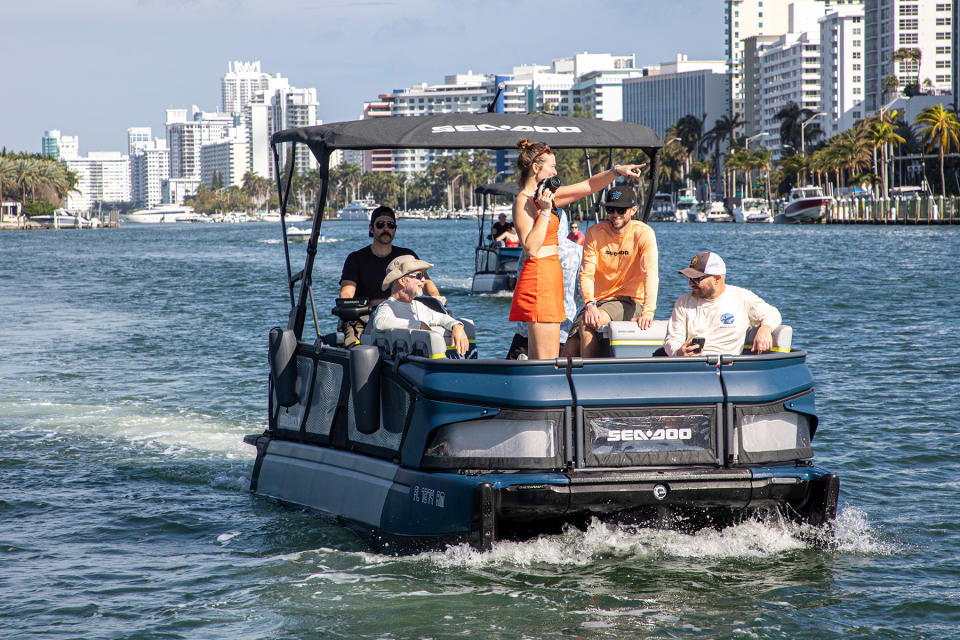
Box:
[688,275,709,285]
[375,221,396,230]
[404,272,426,281]
[605,207,629,215]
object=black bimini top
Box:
[271,112,662,153]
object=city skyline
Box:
[2,0,724,154]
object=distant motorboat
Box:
[776,187,832,224]
[733,198,773,223]
[337,197,378,220]
[675,189,702,222]
[703,201,733,223]
[286,226,311,242]
[649,193,676,222]
[396,210,429,220]
[31,209,101,229]
[125,205,199,224]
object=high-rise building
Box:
[200,128,250,189]
[64,152,130,212]
[742,35,782,136]
[222,61,271,116]
[622,55,728,139]
[757,30,823,155]
[165,107,233,180]
[130,138,169,208]
[362,95,395,174]
[570,68,646,121]
[127,127,152,156]
[820,6,867,137]
[725,0,860,116]
[41,130,78,160]
[864,0,954,111]
[954,0,959,110]
[271,87,319,175]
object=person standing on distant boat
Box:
[566,221,585,245]
[339,205,443,347]
[509,138,646,359]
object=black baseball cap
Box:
[603,186,638,209]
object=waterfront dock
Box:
[824,196,959,225]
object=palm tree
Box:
[0,156,15,202]
[865,120,906,198]
[774,102,823,151]
[702,113,744,196]
[915,104,960,195]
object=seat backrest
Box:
[743,324,792,353]
[601,320,669,357]
[363,318,478,360]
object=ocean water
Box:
[1,219,958,640]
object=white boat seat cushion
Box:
[743,324,792,353]
[361,318,477,359]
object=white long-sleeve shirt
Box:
[365,297,461,344]
[663,284,781,356]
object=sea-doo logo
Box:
[720,313,735,324]
[603,249,631,256]
[432,124,583,134]
[607,428,692,442]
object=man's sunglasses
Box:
[605,207,630,215]
[404,272,426,281]
[375,221,396,230]
[688,275,710,285]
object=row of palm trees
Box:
[659,102,960,200]
[0,152,79,209]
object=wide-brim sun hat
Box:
[382,254,434,290]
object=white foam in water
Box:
[420,508,897,568]
[217,531,241,544]
[10,399,254,460]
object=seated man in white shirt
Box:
[366,255,470,355]
[663,251,781,357]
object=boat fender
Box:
[349,344,382,434]
[268,327,299,408]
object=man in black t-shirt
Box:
[490,213,510,244]
[338,205,442,346]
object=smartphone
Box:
[691,337,705,352]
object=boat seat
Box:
[360,318,477,359]
[599,320,669,358]
[743,324,792,353]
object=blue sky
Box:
[3,0,724,155]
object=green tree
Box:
[915,104,960,195]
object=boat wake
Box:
[395,506,896,568]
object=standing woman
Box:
[509,139,646,359]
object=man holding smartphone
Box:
[663,251,781,356]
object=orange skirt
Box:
[509,254,565,323]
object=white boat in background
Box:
[733,198,773,223]
[649,193,676,222]
[397,210,429,220]
[776,187,832,224]
[286,226,311,242]
[337,197,378,220]
[32,209,101,229]
[704,201,733,223]
[675,189,700,223]
[125,205,199,224]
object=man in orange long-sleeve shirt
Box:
[564,186,659,357]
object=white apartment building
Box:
[390,73,495,174]
[570,69,646,121]
[162,178,201,205]
[622,55,728,138]
[65,152,130,213]
[725,0,861,116]
[271,87,319,175]
[222,61,273,116]
[742,35,783,135]
[127,127,152,156]
[200,128,250,189]
[130,138,169,208]
[41,130,79,160]
[758,30,823,155]
[820,6,867,136]
[864,0,954,111]
[165,107,234,180]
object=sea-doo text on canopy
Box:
[245,112,839,552]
